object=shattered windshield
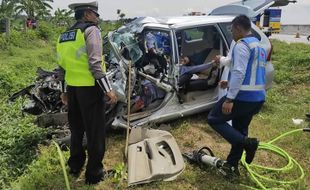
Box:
[112,32,143,63]
[103,35,118,67]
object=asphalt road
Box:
[270,34,310,44]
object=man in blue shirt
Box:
[131,80,166,113]
[207,15,267,179]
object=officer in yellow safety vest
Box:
[56,1,117,184]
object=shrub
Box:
[0,22,64,51]
[0,99,47,189]
[0,34,10,50]
[36,21,55,41]
[36,21,65,42]
[9,30,38,48]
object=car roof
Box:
[117,15,235,33]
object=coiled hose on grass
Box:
[241,128,310,190]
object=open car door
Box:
[209,0,296,18]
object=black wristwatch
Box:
[225,98,234,103]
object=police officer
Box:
[207,15,267,179]
[56,1,117,184]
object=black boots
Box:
[85,170,104,185]
[218,162,240,180]
[85,169,115,185]
[219,138,259,181]
[244,137,259,164]
[69,167,82,178]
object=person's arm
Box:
[84,26,106,79]
[226,42,250,100]
[85,26,117,103]
[219,56,230,67]
[56,52,68,105]
[219,40,235,67]
[56,67,67,92]
[222,42,250,114]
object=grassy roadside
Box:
[1,36,309,190]
[0,31,57,188]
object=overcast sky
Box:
[52,0,310,24]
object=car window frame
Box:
[142,28,174,76]
[175,23,229,62]
[174,23,229,89]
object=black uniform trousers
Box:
[207,96,264,166]
[67,84,106,179]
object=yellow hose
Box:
[241,128,307,190]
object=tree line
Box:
[0,0,54,19]
[0,0,130,29]
[1,0,77,28]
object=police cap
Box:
[69,1,99,17]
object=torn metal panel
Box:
[9,67,64,115]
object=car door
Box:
[172,24,229,109]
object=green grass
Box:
[271,40,310,85]
[0,34,56,189]
[1,32,310,190]
[0,22,115,189]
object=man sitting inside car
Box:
[131,79,166,113]
[178,56,219,91]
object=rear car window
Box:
[176,25,222,65]
[183,28,204,42]
[218,22,262,44]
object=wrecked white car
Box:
[10,1,277,131]
[106,14,274,129]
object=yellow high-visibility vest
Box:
[57,25,106,86]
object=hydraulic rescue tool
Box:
[183,146,225,169]
[184,128,310,190]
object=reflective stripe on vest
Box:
[239,37,267,91]
[57,28,106,86]
[232,36,267,101]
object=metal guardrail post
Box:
[0,18,10,37]
[5,18,10,37]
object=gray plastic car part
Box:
[128,127,185,186]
